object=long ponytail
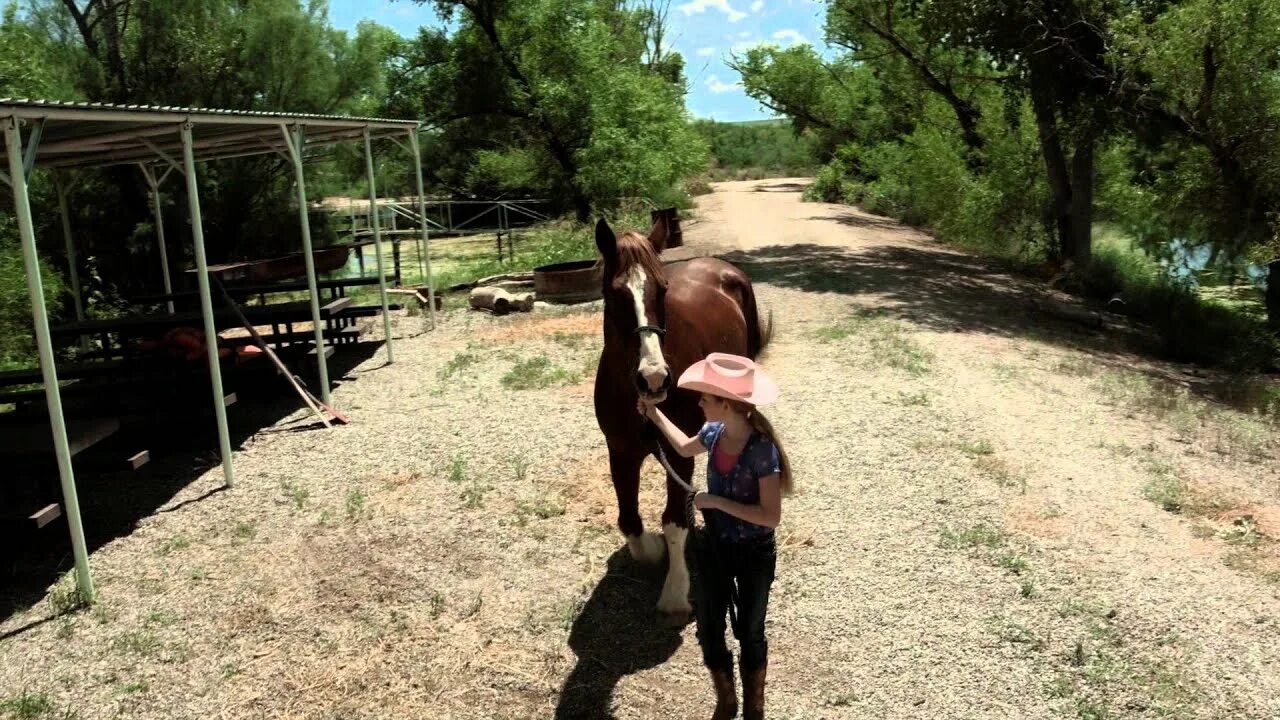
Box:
[748,409,793,496]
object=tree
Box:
[396,0,705,218]
[25,0,396,294]
[1107,0,1280,324]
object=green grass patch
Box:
[515,492,566,525]
[111,630,161,657]
[156,535,191,557]
[1074,231,1276,372]
[47,576,89,616]
[940,522,1006,550]
[0,693,60,720]
[438,351,481,381]
[460,481,492,509]
[345,488,369,520]
[448,455,468,484]
[501,355,579,390]
[814,309,933,375]
[959,439,995,456]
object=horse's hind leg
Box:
[658,450,695,616]
[609,444,663,564]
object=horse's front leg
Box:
[658,448,695,616]
[609,444,664,564]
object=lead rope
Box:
[646,419,740,634]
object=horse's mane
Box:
[609,230,667,290]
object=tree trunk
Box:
[1029,65,1074,264]
[1267,260,1280,333]
[1068,123,1096,266]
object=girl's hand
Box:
[693,492,719,511]
[636,398,655,418]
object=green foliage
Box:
[394,0,705,215]
[692,119,819,179]
[1109,0,1280,259]
[3,0,402,313]
[1075,235,1277,369]
[742,0,1280,369]
[0,2,77,98]
[0,218,64,371]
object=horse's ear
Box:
[648,214,668,253]
[595,217,616,260]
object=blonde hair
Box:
[725,399,793,495]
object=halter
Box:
[634,324,666,338]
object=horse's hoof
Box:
[658,608,691,627]
[626,532,665,564]
[657,596,693,616]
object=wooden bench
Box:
[218,326,361,349]
[0,417,122,458]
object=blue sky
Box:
[326,0,830,122]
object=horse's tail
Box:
[743,278,772,360]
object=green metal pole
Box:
[54,175,85,323]
[144,167,175,315]
[285,125,332,405]
[180,122,234,488]
[363,128,394,362]
[4,117,95,602]
[408,131,436,329]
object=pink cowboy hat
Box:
[677,352,779,407]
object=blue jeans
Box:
[693,529,777,672]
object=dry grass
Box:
[474,313,599,344]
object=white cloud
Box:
[696,47,717,57]
[677,0,748,23]
[731,39,777,54]
[706,74,742,94]
[738,31,753,38]
[772,29,807,45]
[750,0,765,11]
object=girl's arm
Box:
[639,402,706,458]
[696,474,782,528]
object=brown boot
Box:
[741,662,766,720]
[709,667,738,720]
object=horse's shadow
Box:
[555,547,691,719]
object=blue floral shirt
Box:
[697,421,781,543]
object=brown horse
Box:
[593,215,770,617]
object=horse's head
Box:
[596,215,671,402]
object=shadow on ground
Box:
[555,548,690,719]
[751,181,810,193]
[0,340,381,626]
[721,240,1277,412]
[722,242,1050,340]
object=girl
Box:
[639,352,792,720]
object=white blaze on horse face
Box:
[626,265,668,393]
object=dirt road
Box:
[2,179,1277,719]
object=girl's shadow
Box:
[555,546,692,718]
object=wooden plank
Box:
[129,274,395,304]
[220,326,358,348]
[30,503,62,529]
[307,345,336,360]
[224,393,237,407]
[320,296,353,315]
[335,304,404,319]
[126,450,150,470]
[0,362,120,388]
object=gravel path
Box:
[2,179,1277,719]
